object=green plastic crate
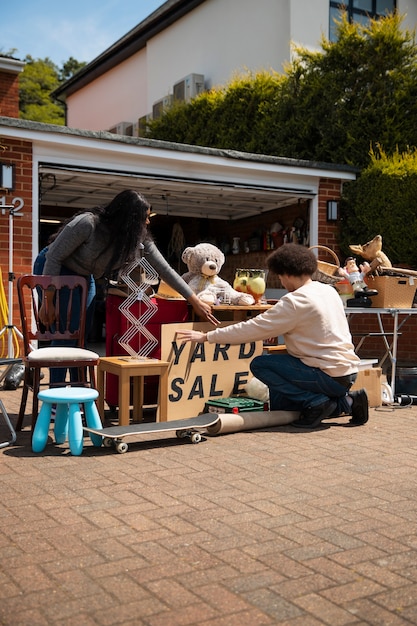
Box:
[205,396,265,414]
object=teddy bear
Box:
[181,242,255,305]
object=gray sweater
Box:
[43,212,194,299]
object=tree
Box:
[59,57,86,83]
[148,13,417,169]
[19,56,64,123]
[274,13,417,167]
[18,55,86,125]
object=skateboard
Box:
[83,413,221,453]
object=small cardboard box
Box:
[365,275,416,309]
[351,367,382,407]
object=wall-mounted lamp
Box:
[327,200,339,222]
[0,163,15,191]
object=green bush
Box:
[340,147,417,266]
[148,14,417,169]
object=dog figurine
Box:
[349,234,392,268]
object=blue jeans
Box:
[50,267,96,384]
[250,353,355,415]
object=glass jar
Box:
[233,268,267,303]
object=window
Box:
[329,1,397,41]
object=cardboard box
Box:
[365,275,416,308]
[351,367,382,407]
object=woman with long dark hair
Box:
[40,189,218,383]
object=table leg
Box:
[118,371,130,426]
[132,376,144,422]
[157,366,169,422]
[97,367,105,420]
[391,311,399,398]
[233,311,247,322]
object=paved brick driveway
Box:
[1,385,417,625]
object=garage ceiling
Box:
[38,164,315,223]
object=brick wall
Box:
[317,178,342,252]
[0,70,20,118]
[0,139,33,353]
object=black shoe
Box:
[292,399,337,429]
[347,389,369,426]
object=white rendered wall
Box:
[289,0,331,51]
[66,50,148,131]
[399,0,417,28]
[146,0,290,104]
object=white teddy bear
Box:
[181,243,255,306]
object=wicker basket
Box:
[310,245,342,285]
[365,275,417,308]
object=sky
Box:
[2,0,167,67]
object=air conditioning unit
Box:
[152,95,173,120]
[137,114,152,137]
[108,122,134,136]
[173,73,205,102]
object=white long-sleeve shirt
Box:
[207,280,360,377]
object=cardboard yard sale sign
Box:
[161,322,264,420]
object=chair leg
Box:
[89,365,96,389]
[77,366,88,384]
[31,368,42,431]
[16,367,30,431]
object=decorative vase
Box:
[232,237,240,254]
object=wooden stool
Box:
[32,387,103,456]
[97,356,170,425]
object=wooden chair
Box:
[16,274,100,432]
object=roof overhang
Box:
[0,117,358,222]
[0,57,25,74]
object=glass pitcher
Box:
[233,269,267,303]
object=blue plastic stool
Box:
[32,387,103,456]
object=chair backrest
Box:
[17,274,89,356]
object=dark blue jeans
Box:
[50,267,96,384]
[250,353,355,415]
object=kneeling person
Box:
[177,244,368,428]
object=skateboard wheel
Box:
[116,442,128,454]
[191,433,202,444]
[176,430,189,438]
[103,437,113,448]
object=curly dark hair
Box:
[267,244,317,277]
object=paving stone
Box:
[1,387,417,624]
